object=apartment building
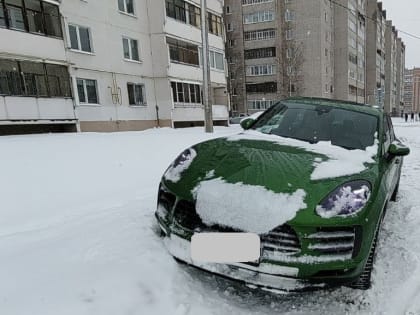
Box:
[404,68,414,113]
[224,0,335,115]
[334,0,367,103]
[0,0,77,134]
[366,0,386,107]
[152,0,229,128]
[61,0,228,131]
[0,0,228,134]
[384,21,398,115]
[396,38,405,115]
[404,68,420,114]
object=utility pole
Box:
[201,0,213,133]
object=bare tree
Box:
[279,9,305,99]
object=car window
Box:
[383,115,391,154]
[252,102,378,150]
[386,115,396,142]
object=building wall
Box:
[384,21,398,114]
[334,0,366,103]
[224,0,335,115]
[412,68,420,113]
[61,0,161,131]
[366,1,386,107]
[0,0,77,132]
[395,39,405,116]
[404,68,414,113]
[59,0,228,131]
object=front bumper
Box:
[164,233,325,292]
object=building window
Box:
[225,5,231,14]
[45,64,72,97]
[209,50,225,70]
[228,39,236,47]
[208,12,222,36]
[286,47,294,59]
[246,64,276,76]
[245,47,276,59]
[349,53,357,65]
[0,58,71,97]
[5,0,25,30]
[246,82,277,93]
[127,83,146,106]
[242,0,273,5]
[123,37,140,61]
[166,0,186,23]
[0,0,62,37]
[188,4,200,27]
[170,81,202,106]
[227,23,232,32]
[118,0,134,15]
[0,4,6,27]
[20,61,48,96]
[243,11,274,24]
[68,24,92,53]
[286,29,294,40]
[165,0,201,27]
[285,9,295,22]
[247,99,274,110]
[25,0,44,34]
[244,28,275,41]
[77,78,98,104]
[167,37,199,66]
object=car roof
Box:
[282,97,383,117]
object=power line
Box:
[328,0,420,41]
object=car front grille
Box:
[305,227,357,257]
[173,200,204,231]
[261,225,301,255]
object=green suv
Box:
[155,98,409,290]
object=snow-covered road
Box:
[0,120,419,315]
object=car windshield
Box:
[251,102,378,150]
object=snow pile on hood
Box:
[228,130,378,180]
[194,178,306,234]
[164,148,197,182]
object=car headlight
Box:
[172,148,195,168]
[164,148,197,182]
[316,180,371,218]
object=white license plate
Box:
[191,233,260,263]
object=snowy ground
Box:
[1,120,420,315]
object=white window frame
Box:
[127,82,147,106]
[76,78,99,105]
[68,24,93,53]
[122,37,140,62]
[246,64,276,76]
[118,0,135,16]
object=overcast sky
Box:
[380,0,420,68]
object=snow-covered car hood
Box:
[162,135,379,227]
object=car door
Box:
[383,114,400,199]
[386,115,403,191]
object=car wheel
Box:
[349,230,377,290]
[349,211,384,290]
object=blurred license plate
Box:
[191,233,260,263]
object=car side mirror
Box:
[240,118,255,130]
[388,142,410,157]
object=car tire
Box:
[349,231,377,290]
[349,211,384,290]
